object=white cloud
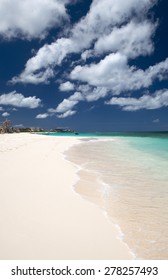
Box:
[57,110,76,118]
[0,0,69,39]
[36,113,49,119]
[71,53,128,93]
[49,91,83,114]
[8,0,168,118]
[47,98,78,118]
[11,38,77,84]
[105,90,168,111]
[47,91,83,118]
[0,91,41,108]
[47,87,107,118]
[12,0,156,84]
[2,112,10,117]
[11,67,54,85]
[59,81,75,91]
[72,0,155,46]
[51,76,168,118]
[69,91,84,101]
[0,106,3,111]
[94,20,155,58]
[71,54,168,95]
[77,85,108,101]
[55,99,78,113]
[81,50,93,61]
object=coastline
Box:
[0,133,133,260]
[64,137,136,259]
[65,135,168,260]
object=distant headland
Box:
[0,119,76,134]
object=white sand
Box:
[0,133,133,259]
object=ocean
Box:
[64,132,168,260]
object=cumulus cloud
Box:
[55,99,78,114]
[36,113,49,119]
[48,87,107,118]
[94,20,156,58]
[2,112,10,117]
[0,0,70,40]
[71,55,168,95]
[47,91,83,118]
[71,53,128,93]
[105,90,168,111]
[0,91,41,108]
[69,91,84,101]
[11,0,156,84]
[59,81,75,91]
[72,0,155,47]
[8,0,168,118]
[10,38,78,84]
[57,110,76,118]
[77,85,108,101]
[11,67,54,85]
[81,50,93,61]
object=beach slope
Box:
[0,133,132,259]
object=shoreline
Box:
[64,139,136,259]
[65,135,168,260]
[0,133,133,259]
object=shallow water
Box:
[65,134,168,259]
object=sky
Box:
[0,0,168,132]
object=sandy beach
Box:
[0,133,132,260]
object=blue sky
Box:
[0,0,168,132]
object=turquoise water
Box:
[64,133,168,259]
[38,131,168,138]
[126,137,168,161]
